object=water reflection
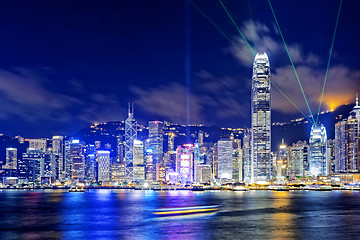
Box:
[0,190,360,239]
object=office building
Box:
[125,103,137,181]
[217,139,233,180]
[3,148,17,170]
[176,144,194,185]
[309,124,328,176]
[251,52,271,182]
[70,140,85,182]
[97,150,110,183]
[133,140,145,181]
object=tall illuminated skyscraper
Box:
[97,150,110,183]
[3,148,17,170]
[133,140,145,181]
[70,140,85,182]
[149,121,164,177]
[309,124,328,176]
[251,52,271,182]
[51,136,64,180]
[125,103,137,181]
[217,139,233,180]
[176,144,194,185]
[243,133,251,183]
[335,95,360,172]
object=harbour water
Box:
[0,189,359,239]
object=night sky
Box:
[0,0,359,137]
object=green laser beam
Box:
[191,0,313,123]
[190,1,253,64]
[218,0,255,56]
[268,0,315,125]
[316,0,343,125]
[271,81,314,124]
[248,0,256,51]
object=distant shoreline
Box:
[1,186,360,192]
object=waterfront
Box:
[0,190,360,239]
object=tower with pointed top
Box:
[251,52,271,182]
[125,103,137,182]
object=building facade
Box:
[251,52,271,182]
[309,124,328,176]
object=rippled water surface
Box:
[0,189,360,239]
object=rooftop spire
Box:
[356,93,359,107]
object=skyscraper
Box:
[133,140,145,181]
[3,148,17,170]
[251,52,271,182]
[243,133,252,183]
[289,140,308,177]
[29,139,47,151]
[125,103,137,181]
[176,144,194,185]
[168,132,175,154]
[275,140,288,180]
[335,95,360,172]
[217,139,233,180]
[97,150,110,183]
[149,121,164,179]
[309,124,328,176]
[70,140,85,182]
[145,148,154,181]
[51,136,64,181]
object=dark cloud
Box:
[131,71,249,125]
[227,19,360,116]
[0,68,126,126]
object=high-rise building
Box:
[145,148,154,181]
[125,103,137,181]
[176,144,194,185]
[309,124,328,176]
[327,139,336,174]
[70,140,85,182]
[198,131,204,146]
[243,133,252,183]
[251,52,271,182]
[194,141,201,183]
[335,95,360,173]
[346,117,359,172]
[275,140,288,180]
[335,120,347,172]
[232,139,242,182]
[3,148,17,170]
[289,141,308,177]
[85,144,97,182]
[29,139,47,151]
[217,139,233,180]
[21,149,44,182]
[168,132,175,154]
[200,165,212,183]
[116,135,124,163]
[133,140,145,181]
[212,143,218,179]
[51,136,64,180]
[149,121,164,167]
[97,150,110,183]
[64,140,72,181]
[111,162,125,183]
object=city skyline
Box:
[1,2,360,239]
[0,0,359,137]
